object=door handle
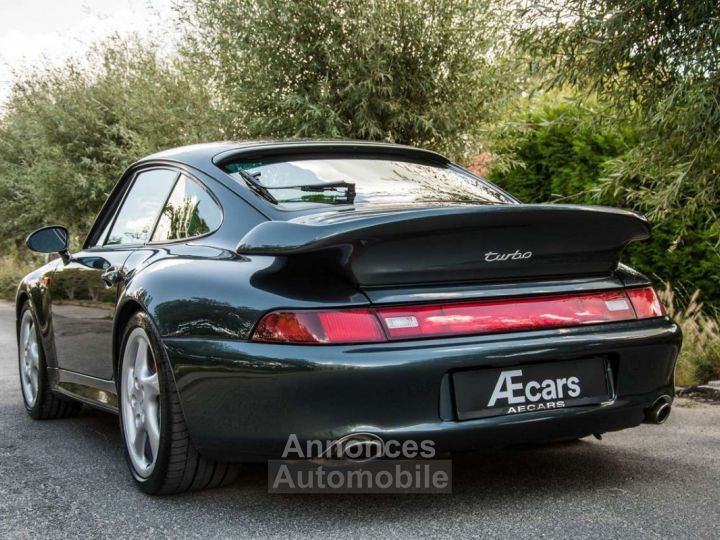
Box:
[101,266,123,287]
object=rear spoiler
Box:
[237,204,650,287]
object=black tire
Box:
[117,311,239,495]
[18,302,82,420]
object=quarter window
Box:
[106,169,178,245]
[152,175,222,242]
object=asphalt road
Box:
[1,301,719,539]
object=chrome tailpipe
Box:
[316,433,384,464]
[644,395,672,424]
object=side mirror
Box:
[26,226,71,263]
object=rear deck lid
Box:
[236,204,650,287]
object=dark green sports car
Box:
[16,140,681,494]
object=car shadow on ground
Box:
[63,405,668,511]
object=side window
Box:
[151,175,222,242]
[106,169,178,245]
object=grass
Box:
[659,284,720,386]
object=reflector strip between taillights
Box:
[251,287,665,345]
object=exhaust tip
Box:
[644,395,672,424]
[322,433,384,463]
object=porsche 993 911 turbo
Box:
[16,141,681,494]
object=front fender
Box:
[15,260,60,366]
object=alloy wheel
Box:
[19,310,40,407]
[121,327,161,477]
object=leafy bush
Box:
[0,37,224,250]
[487,99,720,309]
[0,253,41,300]
[487,99,632,203]
[512,0,720,238]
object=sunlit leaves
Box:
[510,0,720,237]
[178,0,521,160]
[0,37,224,245]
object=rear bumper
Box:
[163,317,681,461]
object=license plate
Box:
[453,357,610,420]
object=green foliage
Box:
[0,253,37,300]
[0,37,224,248]
[178,0,519,160]
[512,0,720,236]
[488,99,632,204]
[488,98,720,308]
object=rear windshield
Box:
[222,156,513,209]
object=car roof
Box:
[84,139,504,248]
[125,140,462,225]
[138,140,450,171]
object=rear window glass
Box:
[222,157,513,209]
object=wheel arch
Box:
[15,290,29,335]
[15,285,46,340]
[113,298,147,379]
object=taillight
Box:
[251,309,385,344]
[626,287,666,318]
[376,290,636,340]
[251,287,665,344]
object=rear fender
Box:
[119,248,369,341]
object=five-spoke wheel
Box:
[19,309,40,407]
[120,327,161,478]
[17,303,82,419]
[118,311,238,494]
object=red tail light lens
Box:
[251,287,665,344]
[251,309,385,344]
[377,290,635,340]
[626,287,666,318]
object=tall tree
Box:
[178,0,519,160]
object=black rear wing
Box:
[237,204,650,287]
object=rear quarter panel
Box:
[119,248,370,341]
